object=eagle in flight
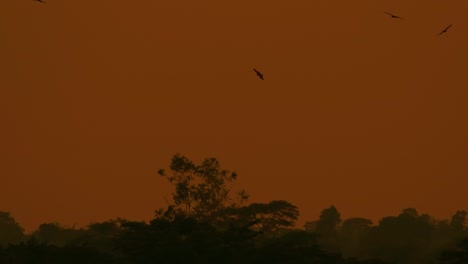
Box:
[437,24,452,36]
[384,12,404,20]
[253,68,264,80]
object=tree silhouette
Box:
[366,208,436,263]
[315,205,342,252]
[32,222,86,247]
[0,211,25,246]
[440,237,468,264]
[450,210,467,231]
[219,200,300,239]
[0,236,117,264]
[339,217,373,258]
[304,220,318,232]
[2,154,468,264]
[157,153,248,221]
[253,230,342,264]
[316,206,342,235]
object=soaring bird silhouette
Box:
[437,24,452,36]
[34,0,45,3]
[253,68,264,80]
[384,12,404,20]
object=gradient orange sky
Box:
[1,0,467,232]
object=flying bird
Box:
[384,12,404,20]
[437,24,452,36]
[34,0,45,3]
[253,68,264,80]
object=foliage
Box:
[0,211,25,246]
[157,153,248,221]
[2,154,468,263]
[439,237,468,264]
[218,200,299,238]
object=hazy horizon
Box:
[1,0,467,234]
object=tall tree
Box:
[248,200,299,238]
[316,205,342,235]
[366,208,435,263]
[0,211,25,246]
[157,153,248,221]
[450,210,467,231]
[315,205,342,252]
[214,199,300,241]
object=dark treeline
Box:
[1,154,467,264]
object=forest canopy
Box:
[1,154,467,264]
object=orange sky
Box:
[1,0,467,233]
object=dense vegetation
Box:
[1,154,467,263]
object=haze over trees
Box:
[1,154,467,263]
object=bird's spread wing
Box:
[253,68,264,80]
[384,12,393,16]
[438,24,452,35]
[437,25,451,35]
